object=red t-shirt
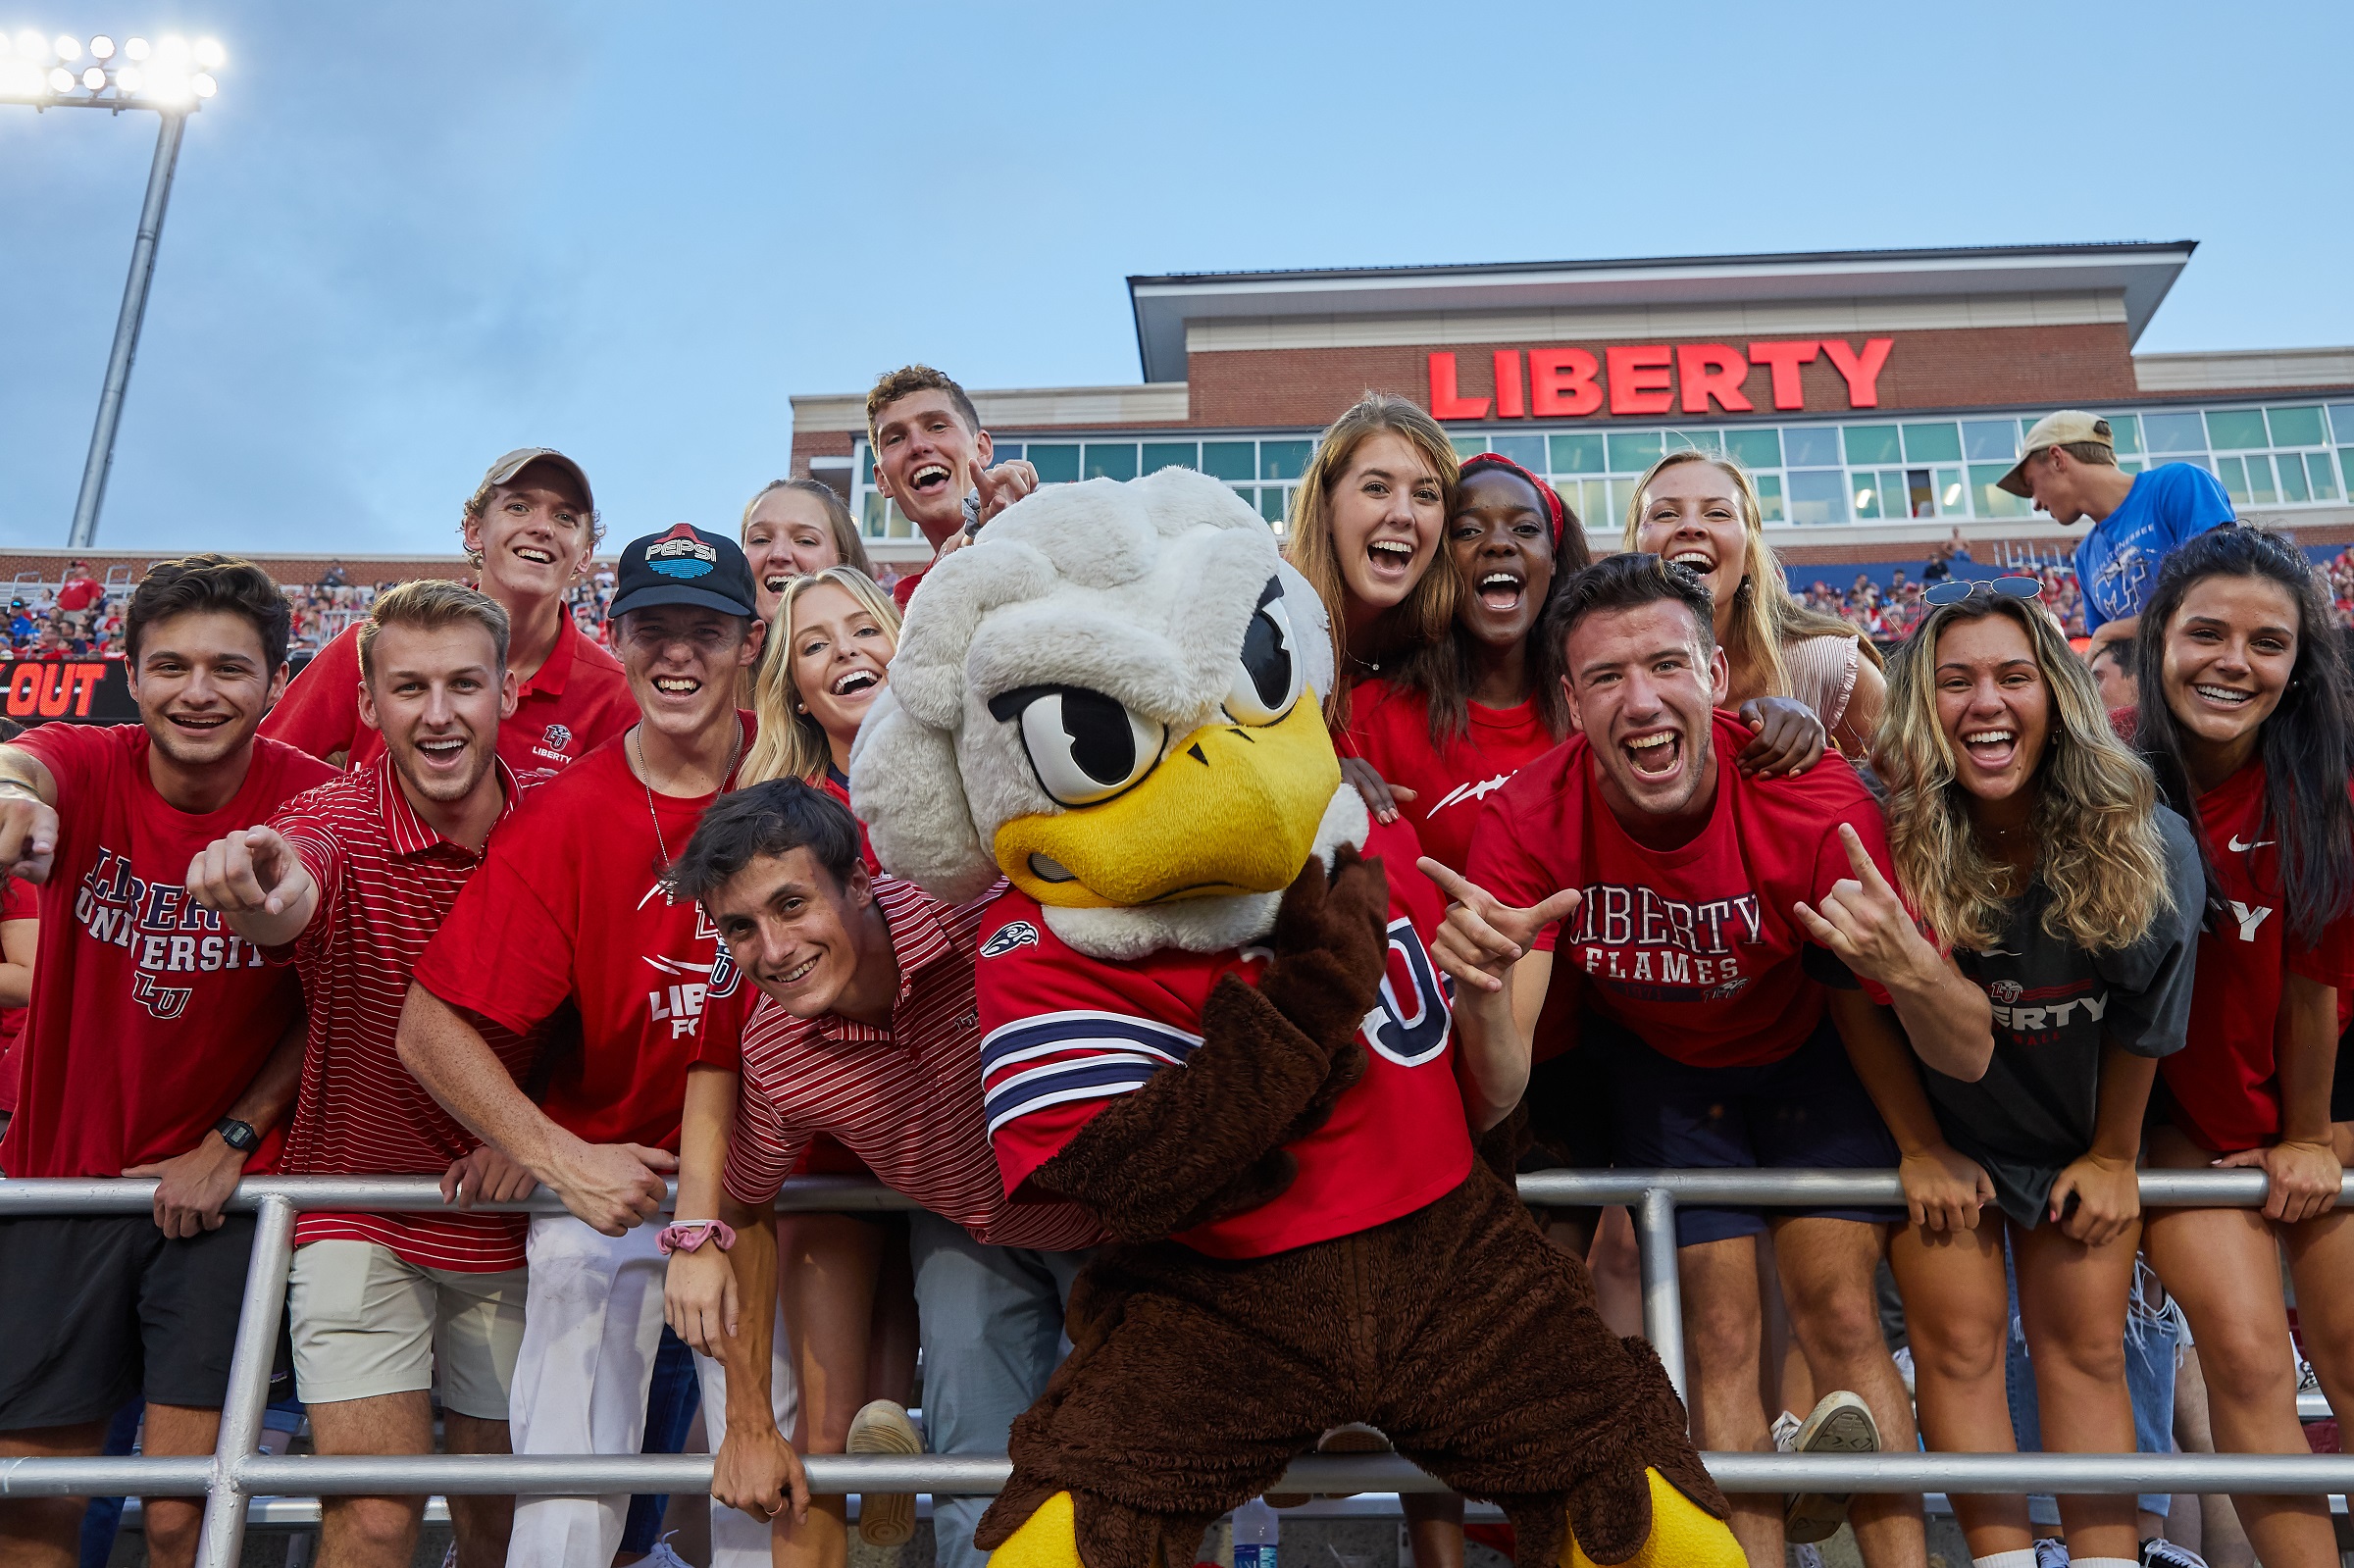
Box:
[1348,679,1562,875]
[1467,710,1894,1070]
[979,818,1472,1259]
[264,614,636,780]
[415,724,753,1150]
[890,563,932,611]
[0,878,38,1113]
[1,726,334,1178]
[56,579,101,613]
[2163,761,2354,1152]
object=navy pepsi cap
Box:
[609,524,759,621]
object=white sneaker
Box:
[2033,1538,2070,1567]
[638,1536,695,1568]
[1890,1344,1918,1397]
[847,1399,923,1548]
[1769,1410,1803,1452]
[1782,1391,1879,1545]
[1788,1543,1824,1568]
[2138,1539,2210,1568]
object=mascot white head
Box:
[848,466,1369,959]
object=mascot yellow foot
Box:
[1562,1468,1745,1568]
[988,1491,1082,1568]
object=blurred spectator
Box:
[2087,637,2138,711]
[317,560,349,588]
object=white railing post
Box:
[196,1193,295,1568]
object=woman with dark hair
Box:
[2133,526,2354,1568]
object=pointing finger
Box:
[1417,857,1481,908]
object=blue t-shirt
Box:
[2073,463,2234,634]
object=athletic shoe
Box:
[1789,1543,1824,1568]
[638,1536,695,1568]
[1264,1422,1392,1507]
[1782,1391,1879,1545]
[2034,1538,2070,1567]
[2139,1540,2210,1567]
[1768,1409,1803,1452]
[1889,1343,1918,1397]
[846,1399,922,1547]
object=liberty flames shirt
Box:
[2163,760,2354,1152]
[265,614,636,781]
[2,725,334,1178]
[1348,679,1561,875]
[274,756,538,1270]
[980,818,1472,1259]
[1468,710,1896,1069]
[416,721,754,1151]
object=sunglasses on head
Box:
[1922,576,2044,606]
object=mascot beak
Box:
[993,698,1341,909]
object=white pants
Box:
[504,1215,798,1568]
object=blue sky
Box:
[1,0,2346,555]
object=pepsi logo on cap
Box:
[646,524,719,580]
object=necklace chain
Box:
[634,721,742,883]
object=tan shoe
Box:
[1781,1390,1879,1545]
[847,1399,923,1547]
[1264,1422,1393,1509]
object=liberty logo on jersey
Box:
[75,846,266,1017]
[1561,882,1761,990]
[1362,917,1452,1066]
[543,724,572,751]
[640,895,724,1038]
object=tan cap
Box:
[479,447,594,513]
[1996,412,2114,497]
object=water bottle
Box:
[1233,1495,1278,1568]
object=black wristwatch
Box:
[213,1117,259,1154]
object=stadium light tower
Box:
[1,29,225,547]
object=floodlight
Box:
[144,66,188,102]
[190,71,213,97]
[0,60,36,91]
[79,64,101,88]
[191,36,220,67]
[16,29,45,57]
[53,32,77,60]
[89,34,114,58]
[155,32,185,59]
[114,63,139,91]
[45,65,72,91]
[124,35,148,59]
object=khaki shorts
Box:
[288,1239,527,1420]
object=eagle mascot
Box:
[849,466,1740,1568]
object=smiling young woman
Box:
[1625,451,1885,756]
[2127,527,2354,1568]
[1850,589,2198,1568]
[1282,393,1459,730]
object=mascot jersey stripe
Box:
[2164,759,2354,1153]
[1,724,333,1178]
[1347,679,1560,876]
[980,818,1474,1259]
[1468,711,1896,1070]
[266,615,636,781]
[416,723,755,1151]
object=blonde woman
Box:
[742,479,875,624]
[1283,392,1458,729]
[1626,450,1886,755]
[1794,582,2199,1568]
[672,565,920,1568]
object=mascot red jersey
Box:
[849,466,1739,1568]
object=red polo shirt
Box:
[265,612,636,780]
[273,756,538,1270]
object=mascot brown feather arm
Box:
[1029,850,1387,1240]
[848,468,1743,1568]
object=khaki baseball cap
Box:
[479,447,594,513]
[1996,412,2114,497]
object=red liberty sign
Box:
[1426,338,1895,420]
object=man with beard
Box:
[0,556,333,1568]
[864,366,1038,609]
[1440,553,1992,1568]
[267,449,635,779]
[397,526,793,1568]
[187,581,536,1568]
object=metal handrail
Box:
[1,1170,2340,1567]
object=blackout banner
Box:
[0,661,134,725]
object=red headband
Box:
[1457,452,1568,547]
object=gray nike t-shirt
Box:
[1919,806,2202,1227]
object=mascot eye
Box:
[1222,583,1304,727]
[990,684,1167,807]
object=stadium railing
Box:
[1,1171,2349,1568]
